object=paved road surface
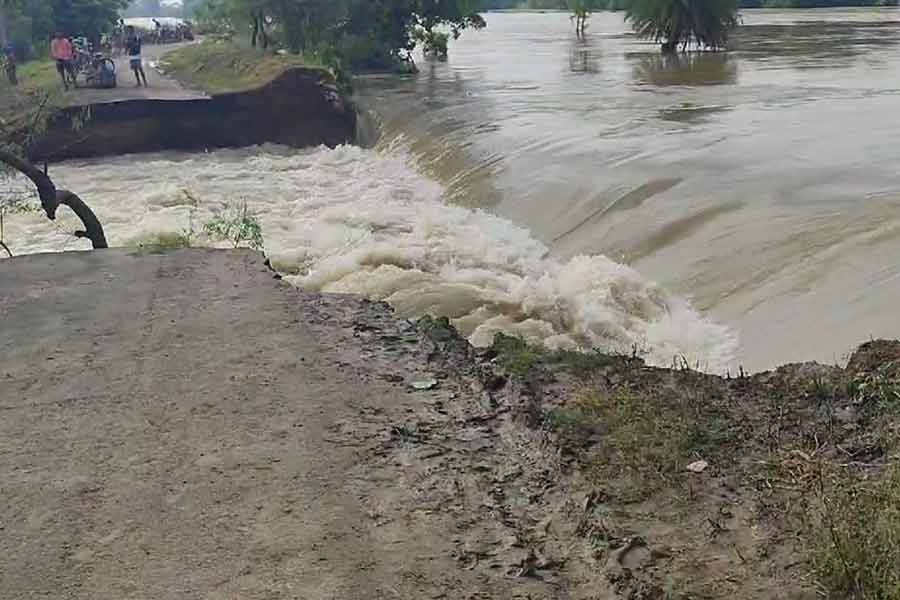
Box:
[69,41,206,104]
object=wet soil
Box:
[2,249,897,599]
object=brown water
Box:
[13,9,900,373]
[360,8,900,371]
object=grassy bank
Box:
[0,60,66,126]
[488,333,900,599]
[160,41,329,95]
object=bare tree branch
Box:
[0,149,108,249]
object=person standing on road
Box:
[50,32,75,90]
[126,27,148,87]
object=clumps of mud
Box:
[414,317,900,599]
[294,292,900,599]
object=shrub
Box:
[203,201,265,250]
[414,28,451,60]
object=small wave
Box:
[11,144,737,371]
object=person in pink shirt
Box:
[50,32,75,90]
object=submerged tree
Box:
[625,0,739,53]
[568,0,594,38]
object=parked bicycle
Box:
[65,38,117,89]
[81,53,117,89]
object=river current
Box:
[9,9,900,372]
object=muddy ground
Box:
[2,249,898,599]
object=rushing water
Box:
[8,9,900,371]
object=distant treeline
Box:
[481,0,898,9]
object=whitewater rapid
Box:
[4,144,737,371]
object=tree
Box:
[625,0,739,53]
[50,0,129,43]
[568,0,595,37]
[0,149,108,251]
[196,0,486,70]
[1,98,108,255]
[3,0,126,55]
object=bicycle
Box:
[82,54,117,89]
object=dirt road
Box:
[0,249,576,599]
[70,42,206,104]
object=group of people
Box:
[50,27,147,90]
[143,19,194,44]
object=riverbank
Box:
[159,40,329,94]
[2,248,897,599]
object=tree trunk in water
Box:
[0,151,108,249]
[251,14,259,47]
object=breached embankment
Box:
[26,67,357,162]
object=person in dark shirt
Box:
[125,26,148,87]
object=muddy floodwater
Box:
[362,8,900,370]
[11,9,900,372]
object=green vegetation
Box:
[550,389,712,502]
[203,201,265,250]
[413,28,451,60]
[491,335,900,598]
[483,0,897,8]
[0,52,76,259]
[161,41,323,94]
[810,465,900,599]
[493,333,638,377]
[492,335,544,377]
[1,0,128,60]
[625,0,739,52]
[192,0,486,72]
[132,231,193,251]
[568,0,593,36]
[0,59,63,123]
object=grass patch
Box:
[0,59,65,126]
[492,335,544,378]
[132,231,193,252]
[550,388,718,502]
[809,464,900,599]
[491,334,637,380]
[161,41,328,95]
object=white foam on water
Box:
[3,144,737,370]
